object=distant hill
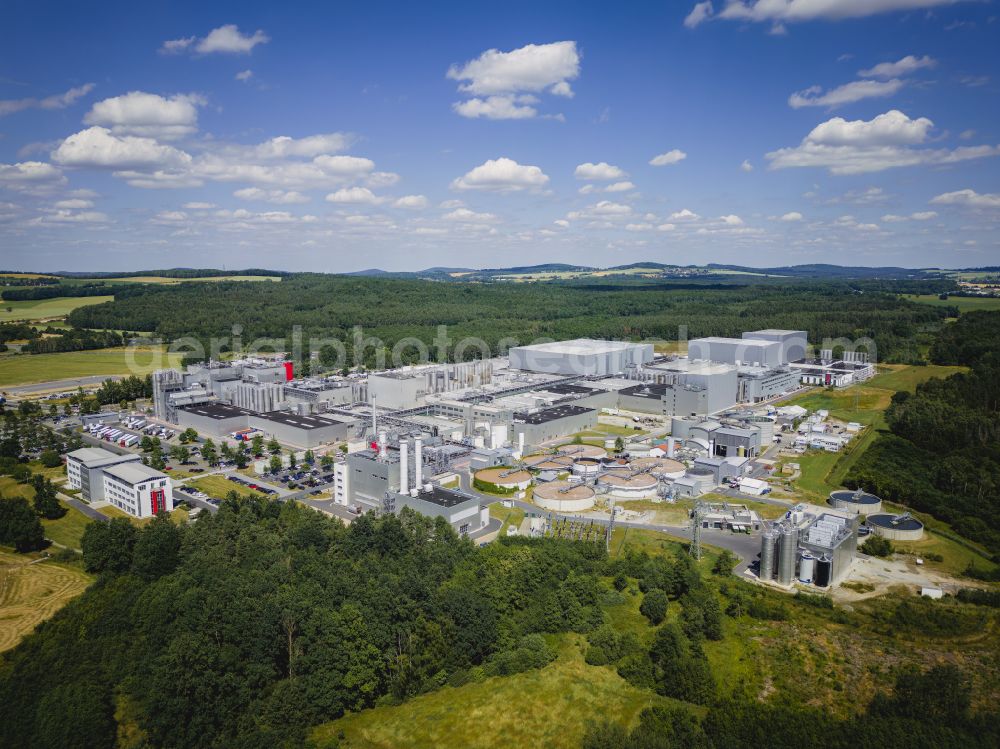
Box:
[704,263,939,279]
[24,263,956,283]
[51,268,289,279]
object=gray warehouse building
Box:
[386,486,489,537]
[248,411,358,448]
[512,404,598,447]
[618,382,712,418]
[176,403,250,439]
[508,338,653,376]
[688,337,783,368]
[742,329,808,364]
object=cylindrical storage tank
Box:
[746,416,775,445]
[523,454,575,472]
[474,467,532,491]
[814,555,832,587]
[829,489,883,515]
[686,468,716,495]
[670,417,693,440]
[533,481,596,512]
[629,457,686,481]
[572,458,602,477]
[798,552,815,584]
[759,527,778,581]
[867,513,924,541]
[597,471,659,500]
[777,524,799,585]
[557,444,606,460]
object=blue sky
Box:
[1,0,998,272]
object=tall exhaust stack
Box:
[667,438,675,458]
[379,431,387,460]
[399,440,409,494]
[414,437,423,489]
[371,395,377,441]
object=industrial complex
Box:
[131,331,883,559]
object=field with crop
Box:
[905,294,1000,312]
[0,345,183,386]
[0,295,114,322]
[0,549,92,653]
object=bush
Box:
[748,597,788,621]
[640,589,668,624]
[861,535,893,557]
[39,450,63,468]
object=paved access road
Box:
[2,375,123,399]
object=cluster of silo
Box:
[759,526,779,581]
[776,523,799,585]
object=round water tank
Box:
[829,488,882,515]
[814,556,832,587]
[867,513,924,541]
[557,444,607,460]
[571,459,602,476]
[799,552,815,584]
[533,481,596,512]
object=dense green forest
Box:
[0,322,127,354]
[847,311,1000,555]
[66,276,950,364]
[0,503,996,749]
[1,283,129,302]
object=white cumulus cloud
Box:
[859,54,937,79]
[574,162,627,180]
[448,41,579,119]
[161,24,269,55]
[450,157,549,192]
[650,149,686,166]
[84,91,205,140]
[0,161,63,183]
[931,189,1000,208]
[325,187,382,204]
[780,211,804,221]
[766,110,1000,175]
[788,78,905,109]
[684,1,969,29]
[394,195,428,209]
[52,127,192,170]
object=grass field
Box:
[42,502,93,550]
[98,504,189,526]
[0,345,184,386]
[866,363,967,392]
[311,635,670,749]
[188,475,268,500]
[0,548,92,653]
[905,294,1000,312]
[0,272,60,280]
[0,295,113,322]
[0,464,95,549]
[488,503,526,535]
